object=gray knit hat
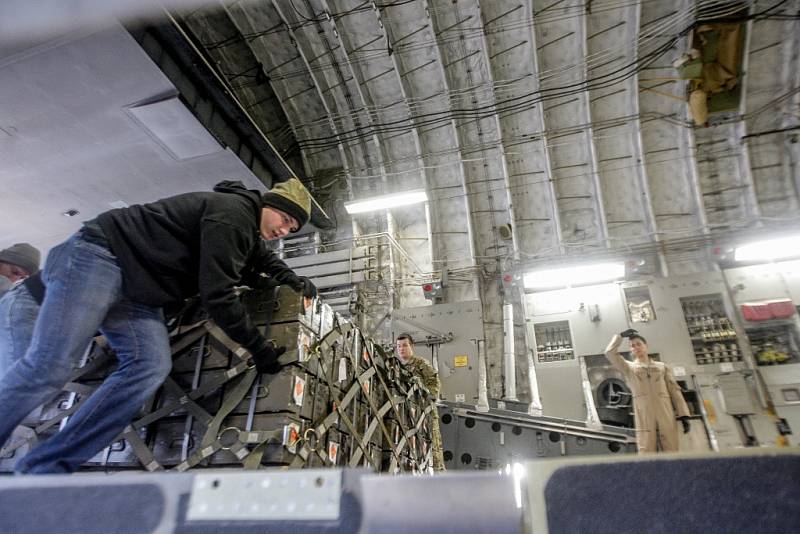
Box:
[0,243,41,275]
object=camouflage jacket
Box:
[403,355,441,397]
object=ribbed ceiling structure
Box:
[177,0,800,398]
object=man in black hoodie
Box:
[0,178,317,473]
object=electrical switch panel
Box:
[534,321,575,363]
[680,295,742,365]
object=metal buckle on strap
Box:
[303,428,322,452]
[218,427,241,451]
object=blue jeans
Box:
[0,283,39,377]
[0,230,172,473]
[0,283,43,427]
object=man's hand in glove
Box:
[678,416,691,434]
[252,343,287,374]
[287,275,318,299]
[620,328,639,338]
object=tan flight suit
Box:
[403,355,445,472]
[605,349,690,453]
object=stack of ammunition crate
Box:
[0,284,435,474]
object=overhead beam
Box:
[317,0,397,304]
[532,0,607,251]
[578,10,610,249]
[526,0,564,254]
[631,0,667,275]
[735,10,763,223]
[216,5,319,184]
[423,0,478,269]
[636,0,711,270]
[268,0,354,182]
[475,0,520,260]
[372,6,436,269]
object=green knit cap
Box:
[261,178,311,229]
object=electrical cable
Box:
[234,0,691,90]
[287,1,754,148]
[218,0,746,156]
[189,0,797,252]
[265,0,739,87]
[293,36,681,149]
[289,0,325,23]
[297,110,690,182]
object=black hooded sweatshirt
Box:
[96,180,296,354]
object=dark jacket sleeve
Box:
[198,219,268,354]
[251,241,298,283]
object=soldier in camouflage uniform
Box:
[395,333,445,472]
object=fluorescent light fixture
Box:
[734,235,800,262]
[523,262,625,290]
[344,190,427,214]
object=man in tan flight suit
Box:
[395,333,445,472]
[605,329,691,453]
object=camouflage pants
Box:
[431,405,445,472]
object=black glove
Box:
[242,272,275,291]
[620,328,638,338]
[252,343,287,374]
[287,275,318,299]
[678,416,690,434]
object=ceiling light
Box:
[344,190,427,214]
[734,235,800,262]
[523,262,625,290]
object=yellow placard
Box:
[454,355,469,367]
[703,399,717,424]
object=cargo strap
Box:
[314,327,382,469]
[121,426,163,472]
[169,323,209,356]
[171,329,259,471]
[348,395,404,467]
[199,368,258,450]
[372,344,437,472]
[168,321,300,472]
[371,346,419,468]
[288,326,381,469]
[132,360,251,429]
[114,319,294,472]
[0,345,114,458]
[126,321,257,470]
[8,295,437,474]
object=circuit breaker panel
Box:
[534,321,574,363]
[680,294,743,365]
[740,301,800,366]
